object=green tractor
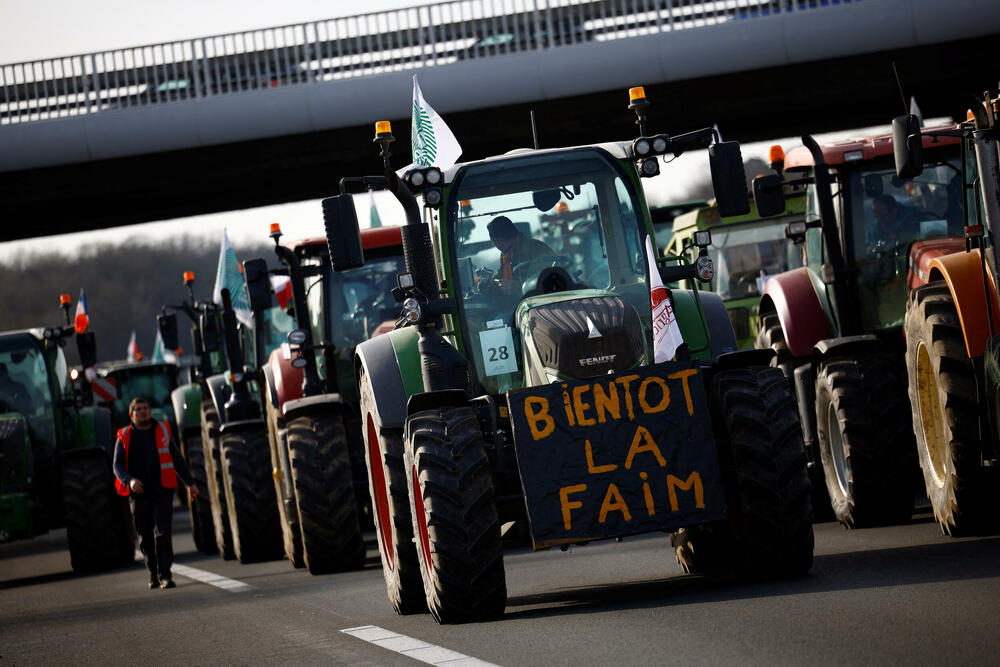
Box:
[93,360,179,432]
[323,87,814,623]
[663,177,806,349]
[0,295,133,572]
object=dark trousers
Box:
[130,491,174,581]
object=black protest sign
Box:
[507,361,726,549]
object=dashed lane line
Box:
[135,550,252,592]
[341,625,500,666]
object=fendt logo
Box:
[579,354,616,367]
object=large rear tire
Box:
[220,426,284,564]
[674,367,814,577]
[265,397,304,568]
[61,451,134,573]
[815,355,917,528]
[756,312,833,522]
[201,405,235,560]
[905,283,995,535]
[181,432,217,555]
[287,411,366,574]
[359,367,425,614]
[404,406,506,624]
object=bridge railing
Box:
[0,0,859,125]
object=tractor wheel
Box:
[201,405,235,560]
[906,283,996,535]
[755,310,833,522]
[287,412,366,574]
[182,432,217,555]
[220,426,284,564]
[674,367,813,577]
[61,451,134,573]
[265,398,303,568]
[815,355,918,528]
[404,406,506,624]
[359,367,426,614]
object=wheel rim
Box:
[827,401,850,499]
[915,341,949,488]
[411,465,433,577]
[367,413,394,570]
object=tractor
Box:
[0,295,133,572]
[93,359,179,432]
[322,87,814,623]
[897,91,1000,535]
[664,165,807,349]
[255,224,405,573]
[753,124,967,526]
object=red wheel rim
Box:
[411,465,433,577]
[367,413,394,570]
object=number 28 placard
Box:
[479,326,519,376]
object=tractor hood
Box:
[516,290,645,385]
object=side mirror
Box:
[200,312,220,353]
[242,258,273,312]
[322,195,364,272]
[157,312,179,351]
[753,174,786,218]
[893,114,923,178]
[709,141,751,218]
[76,331,98,370]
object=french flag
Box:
[270,275,293,309]
[74,289,90,334]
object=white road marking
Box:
[170,563,252,592]
[341,625,500,666]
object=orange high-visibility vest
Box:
[115,421,177,496]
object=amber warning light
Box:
[375,121,392,135]
[59,294,71,305]
[628,86,646,102]
[769,145,785,164]
[183,271,195,283]
[270,223,281,234]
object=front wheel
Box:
[220,426,283,564]
[61,451,134,573]
[287,411,366,574]
[404,406,506,624]
[265,397,303,568]
[815,356,917,528]
[201,405,234,560]
[674,367,813,577]
[181,433,217,555]
[906,283,995,535]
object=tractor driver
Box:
[867,194,925,254]
[487,215,555,294]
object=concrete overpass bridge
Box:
[1,0,998,241]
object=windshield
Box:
[0,334,57,446]
[328,253,408,347]
[261,307,294,357]
[709,222,805,300]
[105,365,177,427]
[847,155,963,328]
[449,149,648,393]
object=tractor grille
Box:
[525,296,643,380]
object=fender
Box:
[710,348,775,373]
[204,374,231,427]
[760,267,832,359]
[170,383,202,433]
[260,362,279,412]
[812,335,885,361]
[407,389,469,417]
[928,249,1000,358]
[907,236,964,291]
[355,326,420,430]
[694,290,739,358]
[283,393,344,422]
[265,347,304,413]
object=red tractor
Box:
[754,124,966,527]
[259,225,406,573]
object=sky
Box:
[0,0,924,264]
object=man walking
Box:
[113,397,199,589]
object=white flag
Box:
[645,236,684,363]
[213,228,254,328]
[404,75,462,173]
[126,329,138,362]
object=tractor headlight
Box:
[652,134,669,153]
[425,167,443,185]
[695,255,714,282]
[408,170,425,187]
[402,297,422,324]
[641,158,660,177]
[634,138,651,157]
[424,188,443,207]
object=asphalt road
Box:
[3,510,999,666]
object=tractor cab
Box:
[95,360,178,431]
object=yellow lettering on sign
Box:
[525,396,555,441]
[562,387,576,426]
[638,376,670,414]
[573,384,596,426]
[639,471,655,517]
[625,425,667,469]
[593,382,620,423]
[667,472,705,511]
[598,483,632,523]
[668,368,699,416]
[613,374,640,420]
[560,483,587,530]
[585,439,617,474]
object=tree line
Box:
[0,235,274,367]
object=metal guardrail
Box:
[0,0,860,125]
